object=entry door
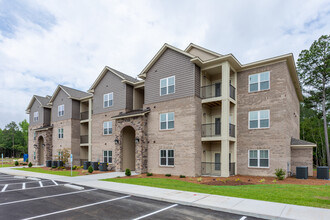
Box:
[215,118,221,135]
[214,153,220,170]
[215,83,221,97]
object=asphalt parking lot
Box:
[0,173,264,220]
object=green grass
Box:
[0,164,15,168]
[13,168,80,177]
[103,178,330,208]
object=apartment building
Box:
[26,43,316,177]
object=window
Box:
[103,150,112,163]
[103,93,113,108]
[249,150,269,168]
[33,112,39,122]
[58,128,64,139]
[33,152,36,160]
[33,132,36,140]
[249,110,270,129]
[160,112,174,130]
[58,151,63,161]
[160,150,174,166]
[103,121,112,135]
[160,76,175,96]
[58,105,64,117]
[249,71,270,92]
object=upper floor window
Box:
[33,112,39,122]
[33,132,36,140]
[160,112,174,130]
[103,121,112,135]
[103,93,113,108]
[58,105,64,117]
[249,110,270,129]
[160,76,175,96]
[249,71,270,92]
[160,149,174,166]
[249,149,269,168]
[103,150,112,163]
[58,128,64,139]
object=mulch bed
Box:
[28,166,114,176]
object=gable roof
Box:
[49,85,92,103]
[185,43,222,59]
[26,95,51,113]
[89,66,140,92]
[138,43,195,79]
[291,137,316,146]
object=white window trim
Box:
[103,150,113,164]
[103,121,113,135]
[103,92,114,108]
[248,110,270,129]
[58,105,64,117]
[58,128,64,139]
[160,76,175,96]
[159,149,175,167]
[248,149,270,168]
[33,112,39,122]
[248,71,270,93]
[159,112,175,130]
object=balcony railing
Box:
[200,83,221,99]
[80,135,88,144]
[80,111,89,120]
[229,123,235,137]
[202,123,221,137]
[201,162,221,176]
[230,84,236,100]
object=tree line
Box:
[0,120,28,158]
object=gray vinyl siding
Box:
[144,48,196,104]
[194,65,201,97]
[29,100,43,126]
[51,89,73,122]
[126,85,133,111]
[93,70,127,114]
[72,100,80,120]
[43,108,51,126]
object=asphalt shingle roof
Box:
[34,95,51,106]
[107,66,140,83]
[60,85,92,99]
[291,137,316,146]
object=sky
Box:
[0,0,329,129]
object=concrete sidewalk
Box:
[1,167,329,220]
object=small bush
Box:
[52,166,57,169]
[197,177,202,182]
[28,162,32,168]
[165,174,171,177]
[179,175,186,178]
[72,165,77,170]
[259,178,265,183]
[146,172,153,176]
[125,169,131,176]
[88,165,94,173]
[221,179,227,183]
[235,178,241,182]
[26,159,28,163]
[272,179,277,183]
[275,168,286,180]
[15,161,19,166]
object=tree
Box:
[297,35,330,167]
[19,119,29,148]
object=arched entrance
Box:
[38,136,45,165]
[122,126,136,171]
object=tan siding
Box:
[29,100,44,126]
[51,89,73,122]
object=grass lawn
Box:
[13,168,80,177]
[103,178,330,209]
[0,164,15,168]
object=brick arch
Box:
[33,129,53,165]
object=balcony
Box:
[200,83,221,99]
[80,111,89,120]
[80,135,88,144]
[201,162,236,176]
[202,123,221,137]
[230,84,236,100]
[229,123,235,137]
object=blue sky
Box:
[0,0,329,129]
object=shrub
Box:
[179,175,186,178]
[28,162,32,168]
[125,169,131,176]
[15,161,19,166]
[275,168,286,180]
[146,172,153,176]
[235,178,241,182]
[221,179,227,183]
[197,177,202,182]
[72,165,77,170]
[26,159,28,163]
[52,166,57,169]
[165,174,171,177]
[88,165,94,173]
[272,179,277,183]
[259,178,265,183]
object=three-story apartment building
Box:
[26,43,315,177]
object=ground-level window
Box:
[103,121,112,135]
[160,112,174,130]
[249,149,269,168]
[33,152,36,160]
[103,150,112,163]
[58,151,63,161]
[160,150,174,166]
[58,128,64,139]
[249,110,270,129]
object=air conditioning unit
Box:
[317,166,329,180]
[296,166,308,179]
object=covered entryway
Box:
[38,136,45,165]
[122,126,136,171]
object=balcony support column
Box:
[88,99,92,161]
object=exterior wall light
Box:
[135,137,140,144]
[114,138,119,144]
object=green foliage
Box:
[52,166,57,169]
[88,165,94,173]
[179,175,186,178]
[125,168,131,176]
[146,172,153,176]
[14,160,18,166]
[274,168,286,180]
[165,174,171,177]
[72,165,78,170]
[28,162,32,167]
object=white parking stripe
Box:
[51,180,58,185]
[39,181,43,187]
[1,184,62,193]
[22,183,26,189]
[132,204,178,220]
[1,184,8,192]
[0,180,50,186]
[240,216,247,220]
[22,195,130,220]
[0,189,97,206]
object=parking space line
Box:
[0,188,97,206]
[22,195,131,220]
[132,204,178,220]
[51,180,58,185]
[1,184,62,193]
[22,183,26,189]
[39,181,43,187]
[1,184,8,192]
[0,180,50,186]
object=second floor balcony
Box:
[80,111,89,120]
[80,135,88,144]
[202,122,236,138]
[200,83,236,101]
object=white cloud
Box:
[0,0,329,128]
